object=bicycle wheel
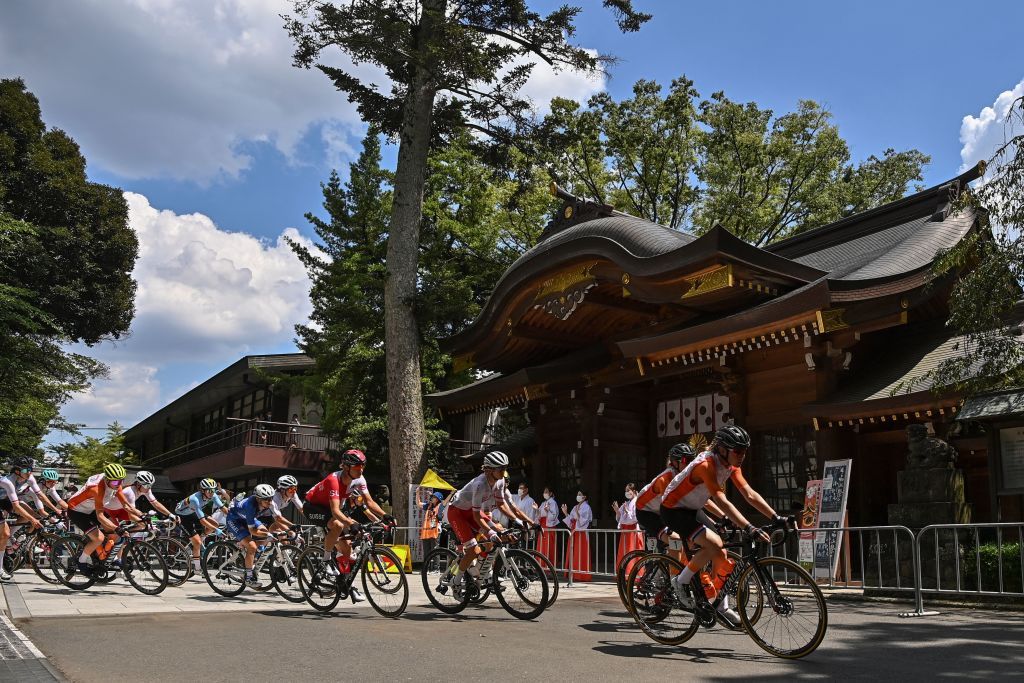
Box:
[250,547,276,593]
[202,540,247,597]
[625,554,699,646]
[122,540,169,595]
[29,533,62,585]
[717,551,761,631]
[420,547,470,614]
[527,549,559,608]
[153,537,192,587]
[50,534,99,590]
[493,549,548,620]
[616,549,648,611]
[737,556,828,659]
[296,547,341,612]
[271,544,305,603]
[360,546,409,617]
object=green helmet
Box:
[41,468,60,482]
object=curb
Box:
[1,581,31,621]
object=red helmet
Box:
[340,449,366,466]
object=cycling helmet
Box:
[103,462,127,480]
[667,443,695,462]
[134,470,156,487]
[41,468,60,482]
[199,477,218,491]
[340,449,366,467]
[483,451,509,469]
[715,424,751,450]
[253,484,275,499]
[277,474,298,489]
[12,455,34,471]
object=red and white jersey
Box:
[304,472,367,508]
[662,451,749,510]
[67,473,128,513]
[110,484,158,510]
[450,473,509,512]
[634,467,678,513]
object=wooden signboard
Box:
[814,459,852,580]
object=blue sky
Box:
[2,1,1021,448]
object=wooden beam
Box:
[585,293,662,316]
[509,325,589,348]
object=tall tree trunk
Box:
[384,0,443,525]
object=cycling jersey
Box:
[0,473,45,512]
[174,491,225,519]
[67,473,129,513]
[634,467,678,514]
[21,483,63,511]
[116,485,158,510]
[661,451,749,510]
[450,473,509,512]
[260,489,303,519]
[227,496,265,528]
[304,472,367,508]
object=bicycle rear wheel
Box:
[625,554,699,646]
[526,549,559,608]
[50,534,98,591]
[738,556,828,659]
[153,537,192,587]
[271,544,305,603]
[122,540,169,595]
[360,546,409,617]
[493,549,548,620]
[420,547,470,614]
[616,549,648,611]
[296,547,341,612]
[202,540,246,597]
[30,533,62,585]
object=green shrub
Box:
[963,542,1023,593]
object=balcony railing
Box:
[143,419,338,470]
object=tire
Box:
[30,533,62,585]
[202,540,247,597]
[296,546,341,613]
[493,549,548,620]
[420,547,470,615]
[625,554,699,646]
[50,534,98,591]
[360,546,409,617]
[738,556,828,659]
[527,549,559,608]
[616,549,648,611]
[121,540,169,596]
[153,537,192,587]
[271,544,305,603]
[715,551,758,632]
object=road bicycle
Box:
[296,521,409,617]
[51,519,170,595]
[422,526,549,620]
[144,517,195,587]
[625,517,827,659]
[203,529,304,602]
[2,515,72,585]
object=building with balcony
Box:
[123,354,334,497]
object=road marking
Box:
[0,615,44,659]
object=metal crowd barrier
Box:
[915,522,1024,599]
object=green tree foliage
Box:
[0,78,138,457]
[53,423,138,477]
[285,0,648,519]
[540,81,929,244]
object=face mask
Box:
[518,490,526,496]
[543,493,551,500]
[624,491,634,499]
[576,495,584,503]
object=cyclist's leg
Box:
[0,517,10,556]
[447,507,482,575]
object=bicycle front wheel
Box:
[122,540,169,595]
[296,547,341,612]
[738,556,828,659]
[271,544,305,603]
[360,546,409,617]
[616,549,648,611]
[30,533,62,585]
[152,537,192,587]
[526,549,559,608]
[625,554,699,646]
[50,534,98,591]
[493,549,548,620]
[202,540,246,597]
[420,548,470,615]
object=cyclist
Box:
[304,449,392,602]
[634,443,692,552]
[37,469,69,514]
[174,478,228,576]
[0,456,46,580]
[224,484,276,588]
[445,451,536,591]
[120,471,177,521]
[256,475,305,532]
[660,425,779,625]
[66,463,133,575]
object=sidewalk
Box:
[1,571,620,620]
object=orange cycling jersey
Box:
[635,467,676,513]
[68,474,129,514]
[661,453,749,510]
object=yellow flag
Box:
[419,468,455,491]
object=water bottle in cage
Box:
[478,553,495,581]
[97,535,117,561]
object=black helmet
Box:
[340,449,367,467]
[715,425,751,450]
[12,456,34,471]
[667,443,694,462]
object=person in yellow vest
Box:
[415,486,454,558]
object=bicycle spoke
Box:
[739,557,828,659]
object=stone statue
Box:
[905,424,957,470]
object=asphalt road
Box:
[19,596,1024,682]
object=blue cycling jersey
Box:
[174,491,224,519]
[227,496,265,528]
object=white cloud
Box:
[519,48,607,113]
[69,362,161,427]
[960,78,1024,172]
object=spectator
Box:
[534,486,559,566]
[513,482,539,524]
[562,489,593,582]
[289,413,300,448]
[377,485,392,516]
[416,487,452,559]
[257,411,269,444]
[612,482,644,576]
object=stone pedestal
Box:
[888,469,970,528]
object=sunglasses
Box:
[18,468,32,474]
[108,480,123,488]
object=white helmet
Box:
[134,470,156,487]
[253,484,275,499]
[277,475,298,489]
[483,451,509,469]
